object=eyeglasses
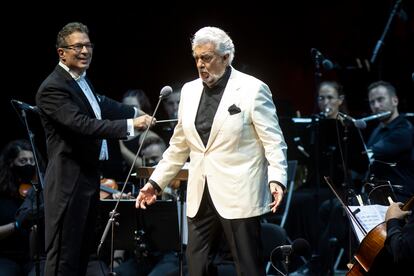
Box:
[61,43,94,52]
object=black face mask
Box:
[12,164,35,183]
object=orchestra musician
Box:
[0,139,39,275]
[365,81,414,202]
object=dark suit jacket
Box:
[36,65,135,251]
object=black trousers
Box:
[45,180,99,276]
[186,184,264,276]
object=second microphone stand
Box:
[17,107,45,276]
[177,180,187,276]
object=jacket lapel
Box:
[187,81,205,150]
[206,70,240,151]
[55,66,97,118]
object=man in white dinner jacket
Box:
[136,26,287,276]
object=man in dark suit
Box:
[36,22,154,276]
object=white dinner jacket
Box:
[150,68,287,219]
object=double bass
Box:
[346,195,414,275]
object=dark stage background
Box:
[3,1,414,156]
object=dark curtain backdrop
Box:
[2,0,414,157]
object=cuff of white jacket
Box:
[126,119,135,137]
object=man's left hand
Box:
[269,182,284,213]
[136,183,157,209]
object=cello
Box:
[346,195,414,275]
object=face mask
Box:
[12,164,35,183]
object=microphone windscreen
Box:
[292,238,311,257]
[354,120,367,129]
[160,86,173,98]
[322,59,334,70]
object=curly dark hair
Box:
[56,22,89,49]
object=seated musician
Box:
[347,198,414,275]
[323,81,414,275]
[382,199,414,274]
[365,81,414,203]
[288,81,361,274]
[323,81,414,274]
[0,139,109,275]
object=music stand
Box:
[137,166,188,276]
[98,199,138,251]
[98,199,180,252]
[139,200,180,252]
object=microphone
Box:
[159,86,173,99]
[319,107,331,118]
[11,99,39,113]
[272,238,311,257]
[271,238,311,270]
[357,111,391,123]
[311,48,335,70]
[338,112,367,129]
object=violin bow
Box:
[323,176,367,236]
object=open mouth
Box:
[200,71,209,79]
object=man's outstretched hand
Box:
[269,182,284,213]
[136,182,157,209]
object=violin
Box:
[347,196,414,275]
[18,182,32,198]
[100,178,119,199]
[100,178,133,199]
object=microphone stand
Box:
[97,92,166,274]
[177,180,187,276]
[17,108,44,276]
[310,49,323,266]
[370,0,403,65]
[334,117,377,266]
[336,120,355,264]
[281,247,292,276]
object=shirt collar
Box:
[59,61,86,81]
[380,114,403,130]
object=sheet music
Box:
[348,205,388,243]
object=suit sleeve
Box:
[385,216,414,263]
[371,124,413,159]
[98,95,136,120]
[148,91,190,190]
[37,87,129,139]
[251,83,288,187]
